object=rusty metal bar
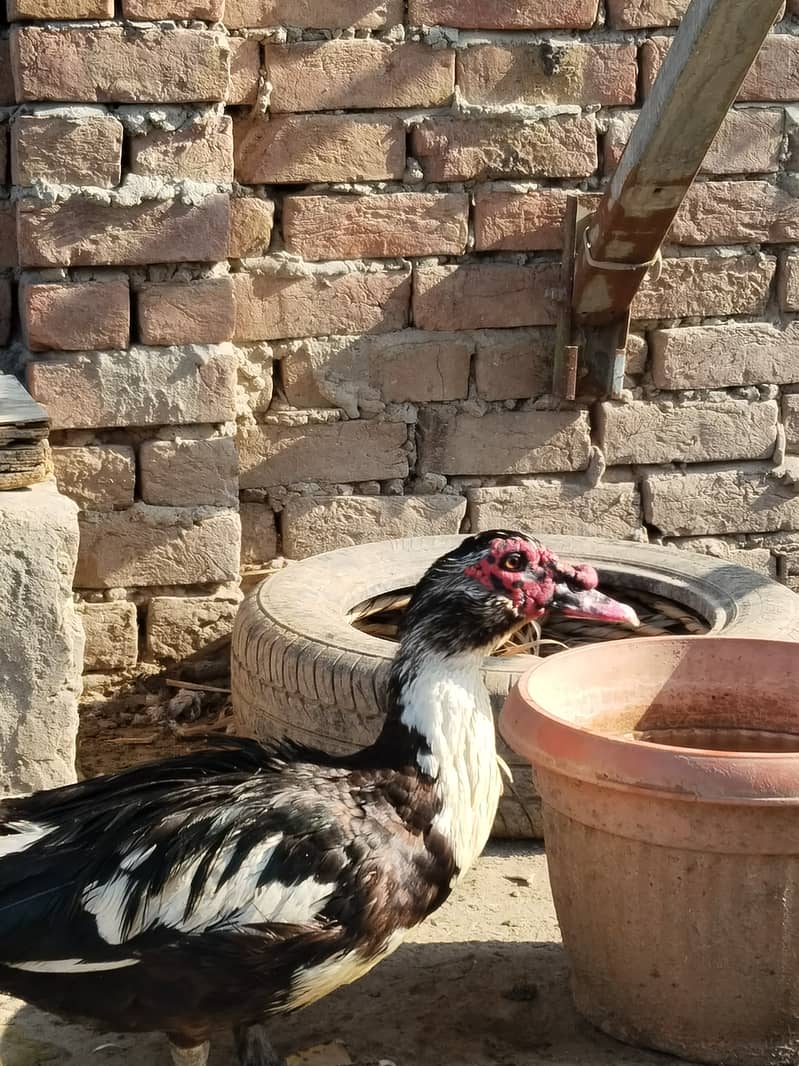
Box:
[554,0,784,401]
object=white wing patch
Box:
[287,929,407,1010]
[84,832,335,945]
[9,958,139,973]
[0,821,53,858]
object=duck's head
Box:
[402,530,639,655]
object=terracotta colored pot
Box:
[499,636,799,1066]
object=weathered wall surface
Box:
[0,480,83,792]
[2,0,799,673]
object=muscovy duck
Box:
[0,531,638,1066]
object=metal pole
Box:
[554,0,785,401]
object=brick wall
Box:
[2,0,798,673]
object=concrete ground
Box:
[0,843,695,1066]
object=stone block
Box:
[75,505,241,588]
[146,596,241,661]
[409,0,598,28]
[238,420,409,488]
[664,537,776,577]
[265,40,454,112]
[642,464,799,536]
[140,438,238,508]
[282,494,467,558]
[413,262,563,330]
[233,268,410,343]
[458,43,636,107]
[229,198,275,258]
[418,409,591,476]
[473,328,554,400]
[130,117,234,182]
[22,277,130,352]
[278,331,471,415]
[234,114,406,184]
[79,601,138,671]
[52,445,136,510]
[468,478,642,539]
[412,115,597,181]
[632,255,775,320]
[282,193,469,260]
[651,322,799,389]
[11,26,229,103]
[12,113,123,187]
[597,399,778,465]
[0,480,82,794]
[28,344,238,430]
[240,502,278,565]
[137,278,236,346]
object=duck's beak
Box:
[551,584,640,627]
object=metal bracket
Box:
[553,196,630,403]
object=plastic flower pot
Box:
[499,636,799,1066]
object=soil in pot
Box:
[500,635,799,1066]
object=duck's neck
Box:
[375,641,502,876]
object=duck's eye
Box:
[501,552,526,572]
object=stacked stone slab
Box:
[1,0,799,680]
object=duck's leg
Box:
[168,1036,210,1066]
[235,1022,286,1066]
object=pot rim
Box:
[499,635,799,803]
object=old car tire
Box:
[231,534,799,838]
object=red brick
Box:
[11,26,229,104]
[458,43,636,107]
[409,0,598,28]
[607,0,687,28]
[282,193,469,260]
[0,40,15,107]
[609,0,784,28]
[414,262,563,331]
[229,198,275,258]
[137,278,236,346]
[225,0,402,27]
[234,113,405,184]
[228,37,260,106]
[130,117,233,182]
[17,195,230,269]
[0,281,11,347]
[12,114,123,188]
[22,278,130,352]
[0,204,18,269]
[412,115,597,181]
[780,256,799,312]
[233,268,411,342]
[671,181,799,245]
[604,109,783,176]
[474,188,574,251]
[9,0,112,16]
[265,40,454,112]
[632,255,776,320]
[121,0,223,17]
[642,35,799,102]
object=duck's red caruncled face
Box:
[464,536,638,626]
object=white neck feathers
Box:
[397,651,502,875]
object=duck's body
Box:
[0,532,636,1064]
